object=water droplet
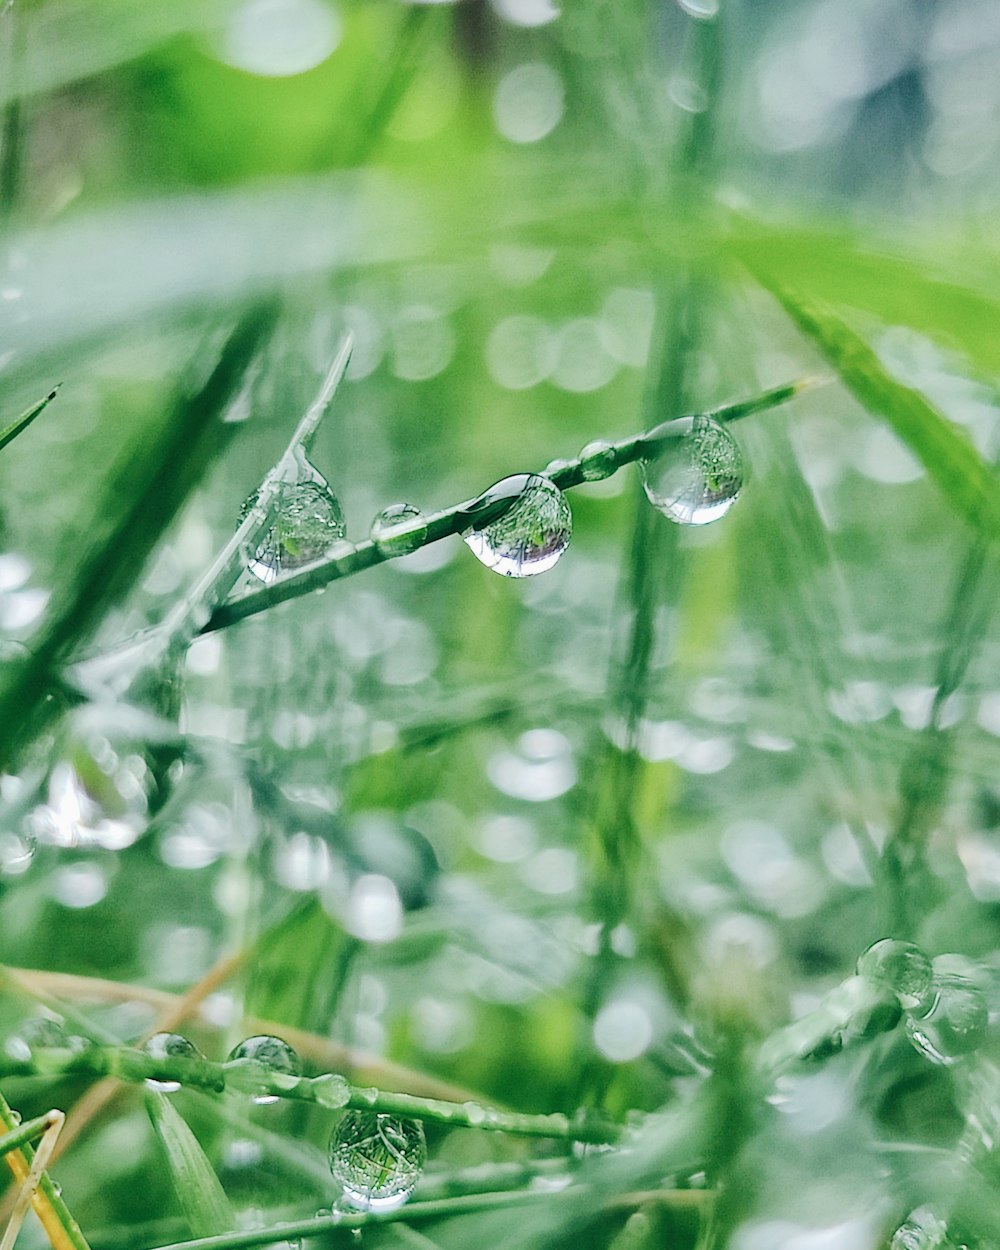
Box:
[541,457,573,478]
[0,829,35,876]
[891,1208,952,1250]
[578,439,617,481]
[312,1073,351,1109]
[241,465,346,584]
[5,1017,69,1063]
[226,1035,303,1103]
[641,414,743,525]
[370,503,427,556]
[143,1032,202,1092]
[462,473,571,578]
[905,972,988,1065]
[857,939,934,1011]
[328,1110,427,1212]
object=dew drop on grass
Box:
[462,473,571,577]
[370,503,427,556]
[857,939,934,1011]
[904,972,988,1065]
[578,439,617,481]
[641,414,743,525]
[226,1035,303,1103]
[312,1073,351,1108]
[890,1208,952,1250]
[143,1032,202,1092]
[241,460,346,584]
[5,1016,68,1062]
[328,1110,427,1212]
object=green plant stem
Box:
[0,1110,61,1158]
[203,376,822,635]
[0,1046,620,1144]
[0,1089,92,1250]
[0,0,25,223]
[0,385,59,452]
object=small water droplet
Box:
[641,414,743,525]
[578,439,617,481]
[143,1032,201,1092]
[370,503,427,556]
[905,972,988,1065]
[6,1016,69,1062]
[8,1110,21,1125]
[857,939,935,1011]
[462,473,571,578]
[541,457,573,478]
[241,462,346,584]
[312,1073,351,1108]
[226,1035,303,1103]
[328,1110,427,1212]
[891,1208,951,1250]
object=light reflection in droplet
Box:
[217,0,341,77]
[593,999,653,1063]
[347,874,403,943]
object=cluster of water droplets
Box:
[462,473,572,578]
[328,1109,427,1212]
[225,1034,303,1103]
[856,940,990,1065]
[241,453,346,584]
[641,414,744,526]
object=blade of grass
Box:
[0,1089,90,1250]
[0,385,58,452]
[1,1108,64,1250]
[753,283,1000,542]
[145,1092,235,1240]
[0,300,277,771]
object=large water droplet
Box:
[462,473,571,578]
[370,503,427,556]
[857,939,934,1012]
[226,1035,303,1103]
[578,439,617,482]
[641,414,743,525]
[904,971,988,1065]
[241,463,346,584]
[328,1110,427,1212]
[144,1032,202,1093]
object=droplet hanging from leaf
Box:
[641,414,743,525]
[328,1110,426,1213]
[463,473,571,578]
[370,503,427,556]
[144,1032,202,1093]
[241,456,346,584]
[226,1035,303,1103]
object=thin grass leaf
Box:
[0,385,58,453]
[0,300,277,771]
[756,284,1000,542]
[145,1091,235,1241]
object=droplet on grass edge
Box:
[329,1110,426,1212]
[642,414,743,525]
[462,473,571,577]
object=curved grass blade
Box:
[0,300,277,772]
[757,284,1000,542]
[0,385,58,453]
[145,1092,235,1241]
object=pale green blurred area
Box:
[2,2,1000,1248]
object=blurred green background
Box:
[2,1,1000,1248]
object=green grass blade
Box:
[0,300,277,771]
[145,1091,235,1240]
[758,284,1000,542]
[0,385,58,453]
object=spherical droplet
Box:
[890,1208,952,1250]
[241,472,346,584]
[462,473,571,578]
[5,1017,68,1062]
[641,414,743,525]
[226,1035,303,1103]
[312,1073,351,1109]
[328,1110,427,1212]
[143,1032,202,1093]
[857,939,934,1011]
[541,457,573,478]
[578,439,617,481]
[904,974,988,1065]
[370,503,428,556]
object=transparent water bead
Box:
[641,414,743,525]
[370,503,427,556]
[904,969,988,1066]
[241,463,346,584]
[462,473,571,578]
[857,939,934,1011]
[5,1017,70,1062]
[328,1110,427,1212]
[144,1032,202,1092]
[578,439,617,481]
[891,1208,952,1250]
[226,1035,303,1103]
